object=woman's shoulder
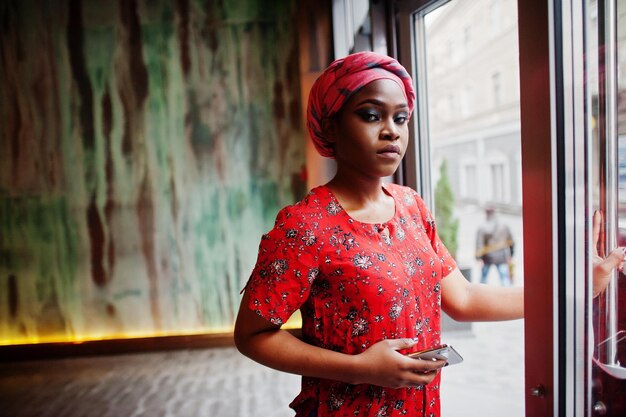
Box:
[385,183,427,207]
[273,185,333,225]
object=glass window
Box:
[417,0,524,415]
[332,0,372,57]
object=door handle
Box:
[529,384,546,398]
[598,0,620,371]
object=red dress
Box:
[244,183,457,417]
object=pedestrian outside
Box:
[475,206,515,286]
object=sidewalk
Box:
[440,205,525,416]
[441,319,525,417]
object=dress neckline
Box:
[320,183,399,229]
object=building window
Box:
[447,94,456,119]
[490,162,506,202]
[490,0,501,35]
[463,26,471,55]
[461,163,477,199]
[492,72,502,106]
[462,85,472,117]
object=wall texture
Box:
[0,0,306,344]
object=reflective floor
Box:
[0,318,523,417]
[0,346,300,417]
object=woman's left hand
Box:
[592,211,625,297]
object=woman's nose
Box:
[381,117,400,140]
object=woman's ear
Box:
[321,117,338,144]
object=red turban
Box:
[306,51,415,158]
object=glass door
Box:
[588,0,626,415]
[517,0,626,415]
[395,0,525,415]
[396,0,626,415]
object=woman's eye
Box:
[357,110,380,122]
[394,113,409,124]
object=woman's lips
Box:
[377,145,401,158]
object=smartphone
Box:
[407,344,464,365]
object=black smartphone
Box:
[407,344,464,365]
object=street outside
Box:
[440,205,525,417]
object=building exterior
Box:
[426,0,522,212]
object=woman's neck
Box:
[327,173,385,201]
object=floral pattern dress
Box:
[244,183,457,417]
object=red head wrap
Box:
[306,51,415,158]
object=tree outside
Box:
[434,159,459,259]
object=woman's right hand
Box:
[235,292,446,388]
[351,338,447,388]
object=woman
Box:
[234,51,623,417]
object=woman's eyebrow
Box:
[355,98,409,109]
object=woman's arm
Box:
[440,268,523,322]
[234,291,446,388]
[442,211,625,321]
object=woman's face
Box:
[330,79,410,180]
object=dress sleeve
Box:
[243,205,322,326]
[411,190,457,277]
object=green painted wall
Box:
[0,0,306,343]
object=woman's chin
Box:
[373,166,401,179]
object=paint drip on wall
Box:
[0,0,306,343]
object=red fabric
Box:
[244,184,456,417]
[307,52,416,158]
